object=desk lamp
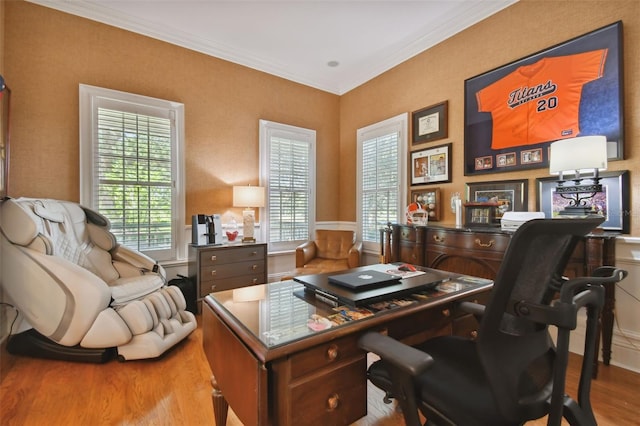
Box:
[549,136,607,216]
[233,185,265,243]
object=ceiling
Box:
[27,0,518,95]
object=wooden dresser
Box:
[188,243,267,310]
[382,223,618,376]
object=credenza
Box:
[381,223,619,377]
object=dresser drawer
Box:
[398,225,425,243]
[289,356,367,425]
[200,259,266,281]
[428,229,510,253]
[199,245,266,266]
[289,334,363,380]
[200,273,266,296]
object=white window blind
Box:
[357,114,408,250]
[260,120,316,252]
[80,85,185,261]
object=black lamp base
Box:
[558,206,594,216]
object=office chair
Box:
[359,217,627,426]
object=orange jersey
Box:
[476,49,608,149]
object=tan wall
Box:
[3,1,341,223]
[339,0,640,236]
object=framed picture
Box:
[412,101,448,144]
[411,143,452,185]
[464,21,623,176]
[410,187,441,221]
[465,179,528,220]
[0,79,9,199]
[536,170,629,233]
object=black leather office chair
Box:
[359,217,627,426]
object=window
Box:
[357,113,408,251]
[79,85,185,262]
[259,120,316,252]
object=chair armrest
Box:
[111,245,166,280]
[359,332,434,377]
[296,241,317,267]
[458,301,486,318]
[347,241,362,268]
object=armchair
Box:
[295,229,361,275]
[359,216,627,426]
[0,197,197,362]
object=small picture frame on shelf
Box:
[464,202,499,227]
[410,188,441,221]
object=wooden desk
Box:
[381,223,618,376]
[202,267,492,425]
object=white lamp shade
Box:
[233,186,266,208]
[549,136,607,175]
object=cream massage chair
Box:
[0,197,197,362]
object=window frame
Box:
[259,119,316,252]
[79,84,186,262]
[356,113,408,253]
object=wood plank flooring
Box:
[1,317,638,425]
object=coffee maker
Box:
[192,214,222,245]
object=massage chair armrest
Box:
[347,241,363,268]
[296,241,318,268]
[111,245,166,280]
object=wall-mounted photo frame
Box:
[464,21,624,176]
[412,100,448,144]
[410,187,441,221]
[0,78,9,199]
[465,179,528,220]
[411,143,452,185]
[536,170,629,233]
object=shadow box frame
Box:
[412,100,448,145]
[536,170,630,233]
[410,187,442,222]
[465,179,528,218]
[463,21,624,176]
[410,143,452,186]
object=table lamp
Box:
[233,185,266,243]
[549,135,607,216]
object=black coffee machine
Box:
[192,214,222,245]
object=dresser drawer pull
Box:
[475,238,494,248]
[433,235,445,243]
[442,309,451,317]
[210,284,216,291]
[252,264,258,270]
[327,393,340,411]
[210,255,217,262]
[210,270,217,276]
[251,251,258,256]
[326,344,338,361]
[252,278,258,284]
[470,330,479,339]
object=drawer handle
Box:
[252,264,258,270]
[470,330,479,339]
[251,251,258,256]
[441,309,451,317]
[475,238,494,248]
[210,270,217,276]
[252,278,258,284]
[326,344,338,361]
[210,255,217,261]
[327,393,340,411]
[210,284,216,291]
[433,235,445,243]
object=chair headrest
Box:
[0,198,39,246]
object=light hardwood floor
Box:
[1,318,638,425]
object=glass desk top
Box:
[207,274,492,349]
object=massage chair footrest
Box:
[7,329,117,363]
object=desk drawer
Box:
[289,356,367,425]
[199,245,266,266]
[383,304,452,346]
[428,229,510,252]
[289,334,363,380]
